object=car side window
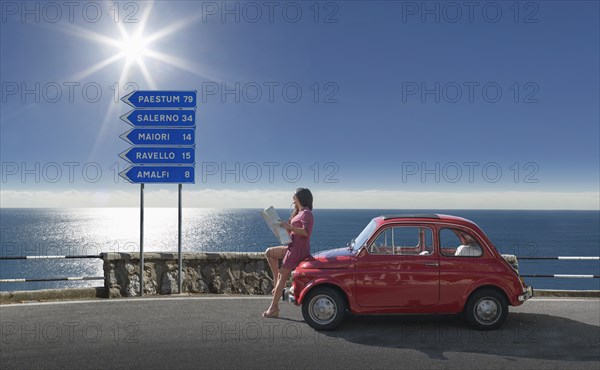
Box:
[439,228,483,257]
[369,228,393,254]
[368,227,433,255]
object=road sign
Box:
[119,147,195,164]
[119,166,195,183]
[120,109,195,127]
[119,90,197,186]
[121,91,197,108]
[120,128,196,146]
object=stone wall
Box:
[102,252,274,298]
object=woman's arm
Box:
[279,221,308,237]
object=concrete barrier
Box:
[534,289,600,298]
[0,287,107,304]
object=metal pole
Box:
[140,183,144,296]
[178,183,183,294]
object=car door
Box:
[438,227,489,305]
[354,225,440,307]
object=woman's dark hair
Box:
[294,188,313,210]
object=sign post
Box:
[120,90,197,296]
[178,183,182,294]
[140,183,144,296]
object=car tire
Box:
[464,288,509,330]
[302,286,346,331]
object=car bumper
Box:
[283,286,296,304]
[518,286,534,302]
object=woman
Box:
[262,188,313,318]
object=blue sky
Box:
[1,1,598,209]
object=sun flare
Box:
[58,1,214,159]
[64,2,207,88]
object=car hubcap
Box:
[475,298,500,324]
[309,295,336,324]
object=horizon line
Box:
[2,189,598,211]
[1,206,599,212]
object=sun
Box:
[64,2,207,89]
[119,34,149,63]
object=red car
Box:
[285,214,533,331]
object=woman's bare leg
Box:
[265,246,287,289]
[264,267,292,315]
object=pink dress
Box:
[281,208,313,270]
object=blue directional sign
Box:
[120,109,195,127]
[122,91,197,108]
[119,166,195,184]
[119,147,195,165]
[120,128,196,146]
[119,90,198,184]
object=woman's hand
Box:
[279,221,308,237]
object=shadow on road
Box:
[319,312,600,362]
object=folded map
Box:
[261,206,291,245]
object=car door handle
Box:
[425,262,439,267]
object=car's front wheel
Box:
[464,288,509,330]
[302,286,346,331]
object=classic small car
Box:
[284,214,533,331]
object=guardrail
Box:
[0,254,598,285]
[0,255,103,283]
[0,255,102,260]
[516,256,600,279]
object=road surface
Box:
[1,296,599,369]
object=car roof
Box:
[372,214,490,248]
[377,214,479,227]
[381,214,440,220]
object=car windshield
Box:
[350,219,378,253]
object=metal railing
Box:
[516,256,600,279]
[0,254,103,283]
[0,254,598,284]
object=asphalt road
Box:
[1,296,599,369]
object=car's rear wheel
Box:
[464,288,508,330]
[302,286,346,331]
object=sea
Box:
[1,208,598,291]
